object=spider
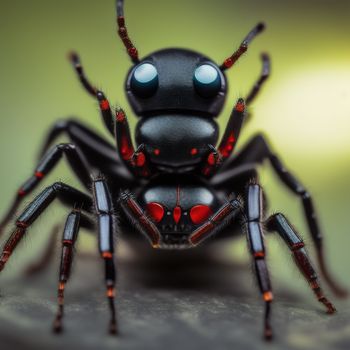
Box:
[0,0,346,341]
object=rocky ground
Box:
[0,244,349,350]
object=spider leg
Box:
[93,177,118,334]
[200,98,246,178]
[217,134,348,297]
[69,52,150,178]
[0,143,91,236]
[69,52,114,135]
[0,182,92,272]
[246,53,270,107]
[25,215,95,276]
[37,118,135,185]
[115,109,151,177]
[189,198,242,246]
[266,213,336,314]
[243,183,273,340]
[119,191,161,248]
[216,99,246,162]
[53,210,84,332]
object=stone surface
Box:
[0,244,349,350]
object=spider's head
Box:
[116,0,264,119]
[126,48,227,118]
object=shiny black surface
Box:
[126,48,227,118]
[136,114,218,170]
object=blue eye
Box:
[131,63,159,98]
[193,64,221,98]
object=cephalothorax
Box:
[0,0,346,341]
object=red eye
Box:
[190,148,198,155]
[189,205,213,225]
[146,202,164,223]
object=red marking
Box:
[16,221,28,228]
[222,45,248,69]
[154,148,160,156]
[173,206,182,224]
[190,148,198,156]
[102,252,113,259]
[35,171,44,178]
[100,99,110,111]
[146,202,164,223]
[128,47,138,58]
[107,286,115,298]
[190,205,213,225]
[62,239,73,245]
[18,189,26,197]
[116,110,126,122]
[224,58,233,68]
[135,152,146,167]
[263,291,273,302]
[173,186,182,224]
[207,153,216,166]
[292,242,305,250]
[235,100,245,112]
[254,251,265,258]
[218,132,236,158]
[59,281,65,290]
[120,135,134,160]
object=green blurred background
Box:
[0,0,349,296]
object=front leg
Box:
[115,108,151,177]
[189,198,241,246]
[199,98,246,178]
[93,176,118,334]
[244,183,273,340]
[219,134,348,297]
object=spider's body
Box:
[0,0,346,341]
[125,174,228,248]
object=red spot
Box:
[173,206,182,224]
[190,205,213,225]
[207,153,216,166]
[18,189,26,197]
[100,99,110,111]
[218,132,236,158]
[263,291,273,302]
[120,134,134,160]
[190,148,198,156]
[254,251,265,258]
[128,47,138,58]
[235,100,245,112]
[154,149,160,156]
[224,58,233,68]
[102,252,113,259]
[116,110,126,122]
[146,202,164,223]
[35,171,44,178]
[135,152,146,167]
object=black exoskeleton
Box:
[0,0,346,341]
